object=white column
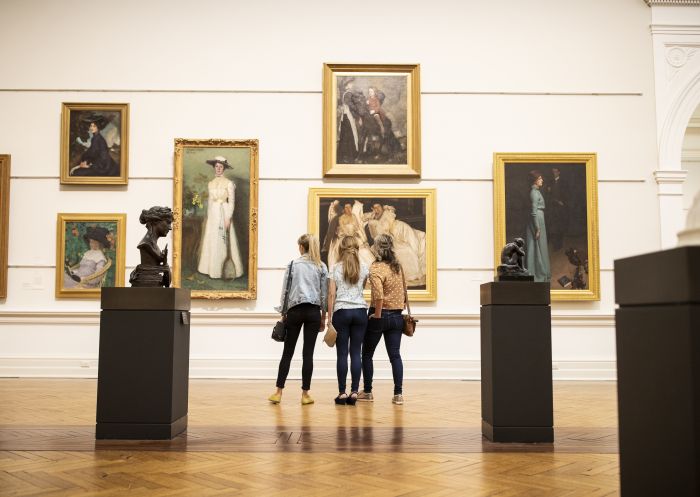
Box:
[655,170,689,247]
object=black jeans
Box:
[332,308,368,393]
[362,309,404,395]
[275,303,321,391]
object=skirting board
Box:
[0,357,617,381]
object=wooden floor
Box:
[0,379,620,496]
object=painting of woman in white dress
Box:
[310,188,436,301]
[173,140,259,299]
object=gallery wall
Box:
[0,0,661,380]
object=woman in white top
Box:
[197,156,244,280]
[327,235,369,405]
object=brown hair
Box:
[373,234,401,274]
[297,233,322,267]
[338,236,360,284]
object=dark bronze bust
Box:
[129,206,173,287]
[496,237,533,281]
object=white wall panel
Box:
[0,0,661,378]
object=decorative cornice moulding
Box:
[645,0,700,5]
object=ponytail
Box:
[339,236,360,284]
[297,233,322,267]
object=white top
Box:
[331,262,369,311]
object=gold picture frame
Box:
[493,153,600,301]
[55,213,127,298]
[173,139,259,299]
[308,188,436,301]
[0,155,10,299]
[60,102,129,185]
[323,63,421,178]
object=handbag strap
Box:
[400,265,411,318]
[281,260,294,316]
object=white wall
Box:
[0,0,661,380]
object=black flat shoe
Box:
[346,392,358,406]
[334,394,348,405]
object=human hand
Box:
[225,219,231,231]
[535,229,540,240]
[319,321,326,333]
[79,161,90,168]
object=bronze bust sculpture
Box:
[129,206,172,287]
[496,237,533,281]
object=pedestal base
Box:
[96,415,188,440]
[480,282,553,444]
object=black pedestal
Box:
[614,247,700,497]
[480,281,553,443]
[96,287,191,440]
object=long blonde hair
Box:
[338,236,360,284]
[297,233,322,267]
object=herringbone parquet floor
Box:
[0,379,620,496]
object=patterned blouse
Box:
[331,262,369,311]
[369,262,405,311]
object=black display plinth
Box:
[480,281,553,443]
[96,287,191,440]
[615,247,700,497]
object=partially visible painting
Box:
[323,63,421,178]
[55,214,126,298]
[60,103,129,185]
[173,139,259,299]
[0,155,10,299]
[493,153,600,301]
[308,188,436,301]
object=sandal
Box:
[334,393,348,405]
[346,392,358,406]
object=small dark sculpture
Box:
[496,238,534,281]
[129,206,173,288]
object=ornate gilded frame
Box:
[55,213,127,298]
[308,188,436,301]
[60,102,129,185]
[0,155,10,299]
[493,152,600,301]
[323,63,421,178]
[173,139,259,299]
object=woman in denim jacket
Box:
[269,234,328,405]
[359,234,406,405]
[327,236,369,405]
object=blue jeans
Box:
[362,309,404,395]
[332,308,368,393]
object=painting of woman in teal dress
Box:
[525,171,551,282]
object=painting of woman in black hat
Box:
[60,103,129,185]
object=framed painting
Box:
[60,103,129,185]
[55,213,126,298]
[173,139,259,299]
[308,188,436,301]
[493,153,600,301]
[0,155,9,299]
[323,63,421,178]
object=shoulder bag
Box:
[272,261,294,342]
[400,266,418,336]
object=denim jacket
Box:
[275,256,328,314]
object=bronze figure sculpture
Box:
[496,237,533,281]
[129,206,172,287]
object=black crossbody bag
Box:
[271,261,294,342]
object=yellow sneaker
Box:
[301,395,315,405]
[268,393,281,404]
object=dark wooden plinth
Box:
[480,281,553,443]
[615,248,700,497]
[96,288,191,440]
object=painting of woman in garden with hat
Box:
[56,214,126,297]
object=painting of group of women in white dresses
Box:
[320,197,427,289]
